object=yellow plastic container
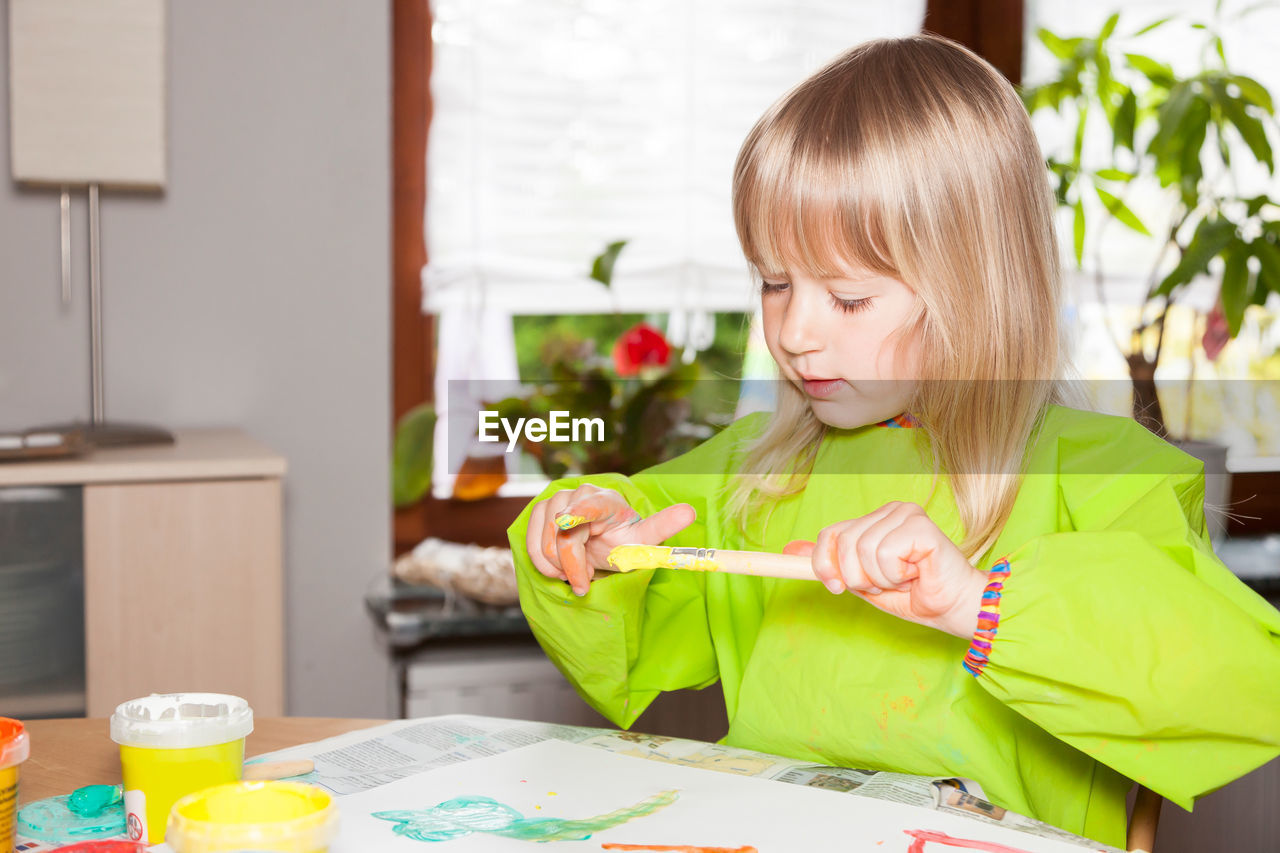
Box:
[166,781,339,853]
[110,693,253,845]
[0,718,30,853]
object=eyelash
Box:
[760,281,874,315]
[831,295,874,315]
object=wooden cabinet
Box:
[0,430,285,716]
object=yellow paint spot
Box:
[555,513,587,530]
[607,545,720,572]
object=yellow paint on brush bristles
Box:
[607,545,722,573]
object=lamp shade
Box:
[9,0,166,188]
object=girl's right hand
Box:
[526,484,696,597]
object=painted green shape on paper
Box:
[373,789,679,843]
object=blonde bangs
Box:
[733,93,900,284]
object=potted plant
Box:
[1021,5,1280,437]
[1022,6,1280,538]
[488,241,721,480]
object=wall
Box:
[0,0,393,716]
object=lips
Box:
[800,377,844,398]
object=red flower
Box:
[612,322,671,376]
[1202,301,1230,362]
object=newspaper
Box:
[253,714,1122,852]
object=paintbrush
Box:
[607,544,816,581]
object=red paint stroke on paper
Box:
[904,829,1033,853]
[601,845,758,852]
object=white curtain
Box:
[423,0,928,316]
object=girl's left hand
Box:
[784,501,989,638]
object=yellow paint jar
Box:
[109,693,254,846]
[166,781,339,853]
[0,718,30,853]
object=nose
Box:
[776,283,824,355]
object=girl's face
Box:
[760,263,920,429]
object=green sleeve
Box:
[506,413,767,728]
[974,427,1280,811]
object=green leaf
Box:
[1095,168,1135,181]
[391,402,437,508]
[1038,28,1083,60]
[1048,159,1073,206]
[1072,199,1086,267]
[1254,244,1278,305]
[589,240,629,288]
[1114,89,1137,152]
[1125,53,1176,88]
[1244,195,1271,217]
[1132,16,1174,36]
[1220,95,1275,171]
[1253,237,1280,300]
[1024,81,1070,115]
[1153,217,1237,297]
[1072,101,1088,165]
[1230,74,1275,112]
[1220,242,1250,336]
[1019,84,1041,113]
[1096,51,1115,104]
[1150,82,1194,159]
[1216,119,1234,172]
[1095,186,1152,235]
[1178,97,1212,183]
[1099,12,1120,42]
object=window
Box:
[424,0,928,496]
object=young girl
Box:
[507,34,1280,849]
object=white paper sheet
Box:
[329,739,1112,853]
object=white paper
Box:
[328,739,1113,853]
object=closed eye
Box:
[830,294,873,314]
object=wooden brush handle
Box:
[242,759,315,780]
[671,547,816,581]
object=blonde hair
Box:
[727,34,1071,560]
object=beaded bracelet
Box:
[962,557,1011,677]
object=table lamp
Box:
[9,0,173,448]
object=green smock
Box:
[506,404,1280,848]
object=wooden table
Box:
[18,717,388,804]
